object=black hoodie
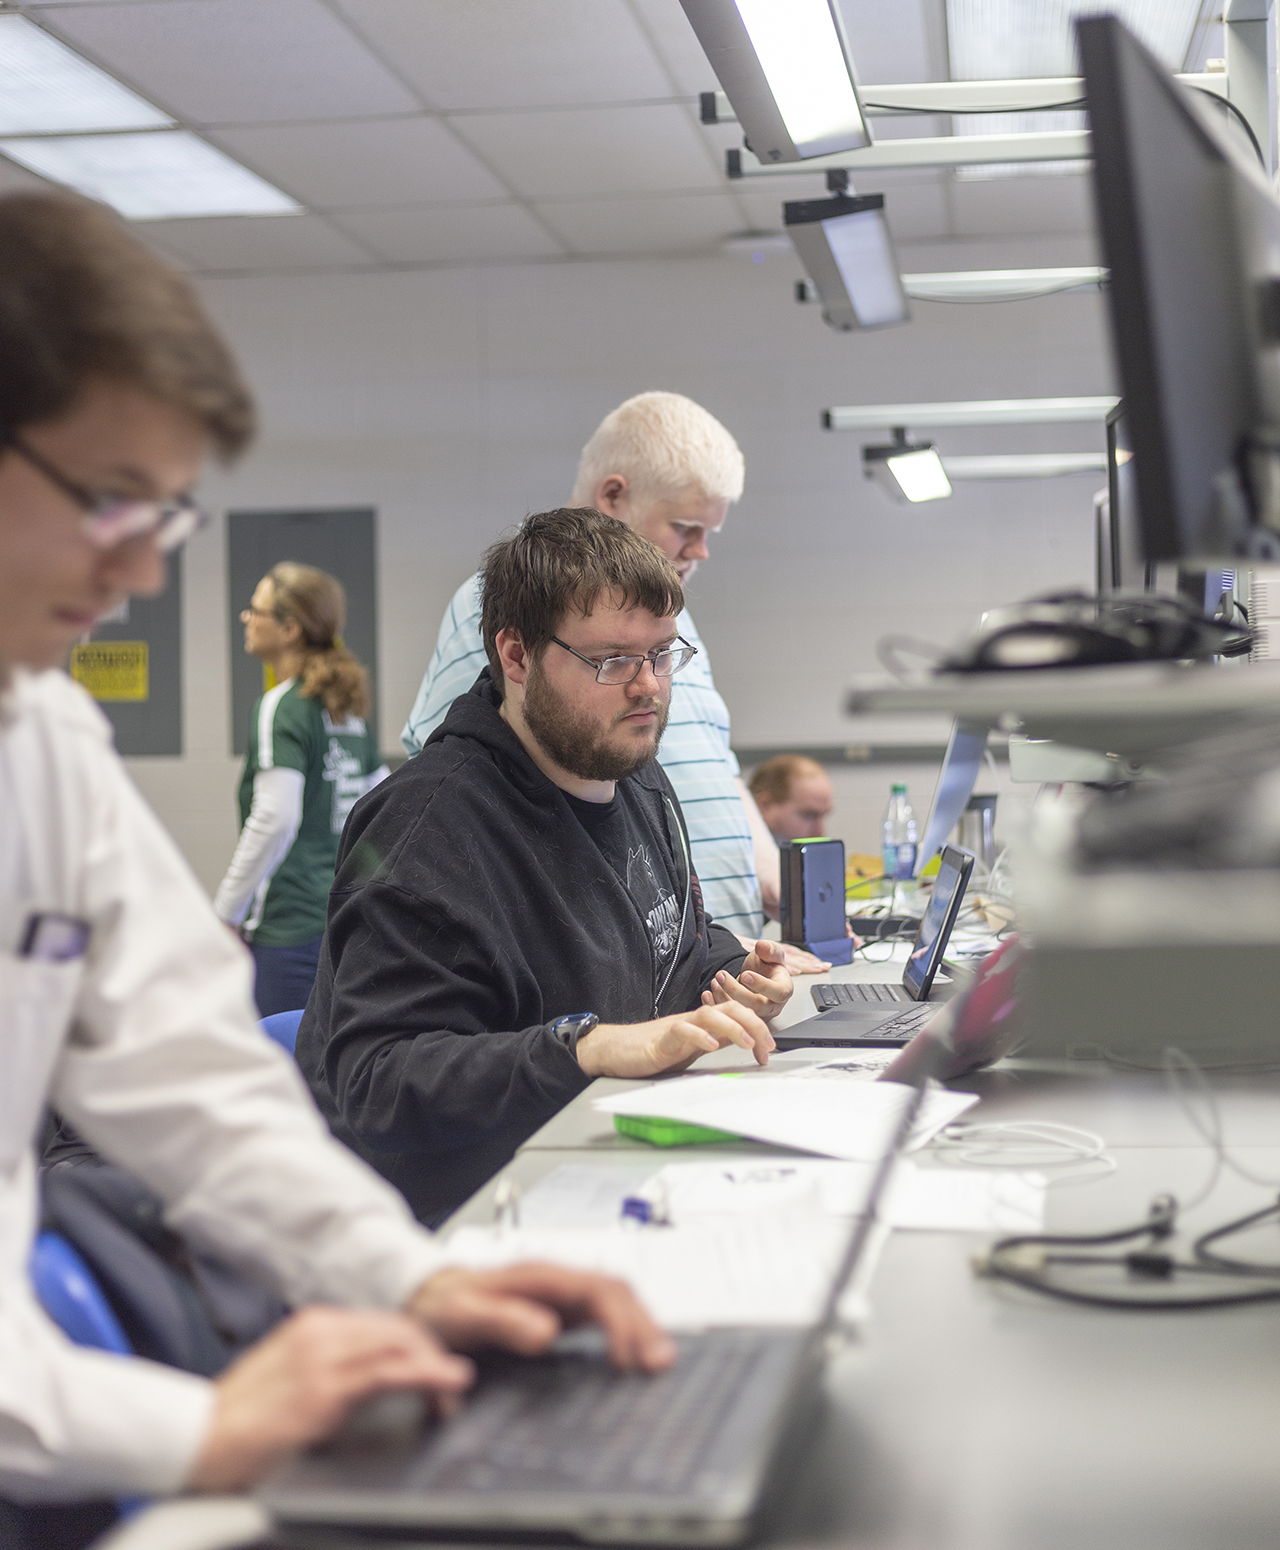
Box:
[296,673,747,1224]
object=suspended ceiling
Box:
[0,0,1222,275]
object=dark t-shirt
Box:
[563,788,686,986]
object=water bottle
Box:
[880,784,918,881]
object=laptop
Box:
[257,1051,943,1547]
[776,844,975,1052]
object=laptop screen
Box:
[902,845,972,1000]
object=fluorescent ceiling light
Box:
[784,193,907,330]
[0,131,300,220]
[946,0,1201,179]
[825,397,1118,430]
[0,15,172,135]
[888,447,953,501]
[943,453,1108,479]
[902,267,1107,300]
[679,0,867,162]
[864,434,953,503]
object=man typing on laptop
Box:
[297,509,793,1224]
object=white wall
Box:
[124,224,1112,892]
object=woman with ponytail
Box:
[214,562,387,1015]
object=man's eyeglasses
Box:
[551,635,697,685]
[7,434,208,553]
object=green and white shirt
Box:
[214,679,386,946]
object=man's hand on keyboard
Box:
[407,1264,676,1373]
[188,1306,475,1492]
[703,938,793,1023]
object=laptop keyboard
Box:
[789,1002,934,1046]
[812,981,908,1010]
[412,1331,779,1498]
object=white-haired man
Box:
[403,392,801,952]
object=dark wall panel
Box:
[227,508,378,757]
[72,551,182,756]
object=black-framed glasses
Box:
[8,434,208,553]
[551,634,697,685]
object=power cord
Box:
[976,1193,1280,1310]
[975,1048,1280,1309]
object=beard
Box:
[523,661,669,783]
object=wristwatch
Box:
[550,1012,599,1059]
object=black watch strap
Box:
[550,1011,599,1059]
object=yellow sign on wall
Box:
[70,641,150,702]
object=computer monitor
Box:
[1103,402,1147,589]
[914,719,988,877]
[1079,15,1280,565]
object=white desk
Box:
[440,1055,1280,1550]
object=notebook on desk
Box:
[256,1053,943,1547]
[776,844,975,1052]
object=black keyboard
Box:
[811,981,908,1010]
[410,1331,782,1498]
[782,1001,934,1047]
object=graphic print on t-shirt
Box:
[321,711,372,834]
[627,844,682,972]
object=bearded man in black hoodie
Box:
[297,508,792,1224]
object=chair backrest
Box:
[260,1007,305,1054]
[30,1230,131,1355]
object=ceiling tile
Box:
[134,212,376,270]
[837,0,934,86]
[536,191,745,255]
[949,171,1095,238]
[333,0,671,109]
[619,0,713,97]
[881,178,950,241]
[32,0,420,123]
[332,202,564,264]
[456,104,720,201]
[210,118,508,209]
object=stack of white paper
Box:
[594,1074,978,1160]
[439,1211,869,1329]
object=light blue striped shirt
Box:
[400,575,763,936]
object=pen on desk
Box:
[620,1185,671,1227]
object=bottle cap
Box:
[891,782,907,794]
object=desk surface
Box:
[450,1054,1280,1550]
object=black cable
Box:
[988,1258,1280,1311]
[1190,87,1268,170]
[1194,1195,1280,1277]
[981,1193,1280,1311]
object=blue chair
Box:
[29,1235,147,1520]
[30,1231,131,1355]
[260,1007,305,1054]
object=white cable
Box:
[1162,1047,1280,1209]
[931,1120,1116,1185]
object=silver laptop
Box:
[257,1052,942,1546]
[775,844,975,1052]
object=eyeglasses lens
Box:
[83,499,207,553]
[596,645,693,685]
